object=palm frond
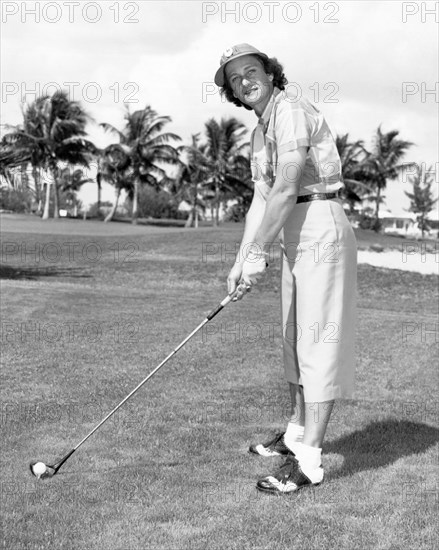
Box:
[100,123,127,143]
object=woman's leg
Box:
[286,388,334,447]
[288,382,305,425]
[283,383,306,449]
[302,400,334,447]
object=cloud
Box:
[2,0,437,216]
[2,1,205,56]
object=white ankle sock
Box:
[283,423,304,451]
[293,442,324,483]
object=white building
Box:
[379,207,439,237]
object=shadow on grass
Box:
[0,264,92,280]
[326,419,439,479]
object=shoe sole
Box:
[256,481,322,496]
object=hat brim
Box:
[214,51,269,87]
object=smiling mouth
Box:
[244,86,260,101]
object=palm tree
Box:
[97,144,133,222]
[0,137,46,212]
[0,140,30,187]
[174,134,210,228]
[101,105,181,224]
[204,117,247,225]
[2,91,96,219]
[96,170,102,214]
[335,134,375,214]
[222,144,254,218]
[405,163,438,237]
[59,167,93,217]
[360,126,414,230]
[2,104,45,212]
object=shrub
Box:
[87,201,113,219]
[128,185,186,219]
[224,202,246,222]
[0,188,33,213]
[359,213,382,231]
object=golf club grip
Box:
[206,294,233,320]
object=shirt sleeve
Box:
[274,97,315,156]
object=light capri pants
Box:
[279,197,357,402]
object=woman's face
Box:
[225,55,273,113]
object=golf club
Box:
[30,290,241,480]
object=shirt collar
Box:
[257,87,281,129]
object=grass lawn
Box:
[1,215,438,550]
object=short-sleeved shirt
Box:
[250,86,344,201]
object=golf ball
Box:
[33,462,46,476]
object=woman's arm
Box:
[229,146,307,294]
[236,187,267,265]
[254,147,307,250]
[237,147,307,288]
[227,186,266,296]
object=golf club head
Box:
[29,461,57,480]
[29,449,75,480]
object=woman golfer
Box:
[214,44,357,494]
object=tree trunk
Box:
[132,179,139,224]
[42,182,51,220]
[194,182,199,229]
[185,184,198,229]
[374,187,381,232]
[185,211,193,228]
[213,181,219,227]
[51,165,60,219]
[104,187,121,223]
[20,162,29,190]
[32,165,43,215]
[53,184,60,218]
[96,172,102,212]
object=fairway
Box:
[1,216,438,550]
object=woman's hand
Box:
[240,246,268,286]
[227,263,250,301]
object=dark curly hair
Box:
[220,56,288,110]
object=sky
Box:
[1,0,438,214]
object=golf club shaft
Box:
[72,293,234,451]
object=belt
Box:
[296,192,340,204]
